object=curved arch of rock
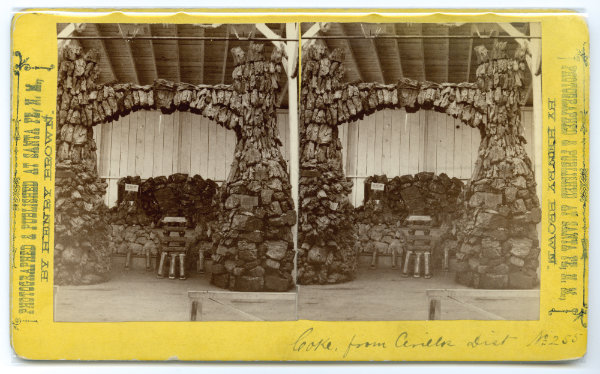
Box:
[55,43,297,291]
[298,41,541,289]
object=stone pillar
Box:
[297,45,357,284]
[209,44,297,292]
[454,41,541,289]
[55,45,111,285]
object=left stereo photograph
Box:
[54,22,300,322]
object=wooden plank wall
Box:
[339,107,535,207]
[94,110,291,207]
[94,107,534,208]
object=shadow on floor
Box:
[54,264,539,322]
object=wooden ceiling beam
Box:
[147,26,159,82]
[497,22,539,75]
[220,26,229,84]
[115,24,140,85]
[301,22,328,49]
[419,24,426,81]
[198,28,205,84]
[255,23,285,50]
[371,39,385,84]
[88,24,117,82]
[255,23,288,75]
[174,24,181,82]
[443,25,450,83]
[339,23,363,82]
[465,25,475,82]
[58,23,84,50]
[393,24,404,80]
[125,40,140,85]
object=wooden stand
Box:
[157,217,189,280]
[402,215,433,279]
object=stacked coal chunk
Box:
[209,44,296,292]
[109,224,161,257]
[54,163,111,285]
[110,174,219,226]
[298,46,358,285]
[361,173,464,223]
[354,173,464,268]
[453,41,541,289]
[57,47,246,133]
[298,49,528,131]
[55,45,113,285]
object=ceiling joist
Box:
[87,23,117,82]
[370,39,385,84]
[174,25,181,82]
[393,24,404,80]
[147,26,159,82]
[220,26,229,84]
[465,25,475,82]
[255,23,286,50]
[115,24,140,85]
[419,24,426,81]
[338,24,363,83]
[442,26,450,83]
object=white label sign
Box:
[371,182,385,191]
[125,184,139,192]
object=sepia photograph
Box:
[10,6,592,362]
[53,22,299,322]
[53,21,542,323]
[296,22,542,320]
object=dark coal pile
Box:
[108,173,219,227]
[54,164,112,285]
[353,173,464,268]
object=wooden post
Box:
[429,298,441,320]
[529,23,542,214]
[190,300,199,321]
[286,23,300,285]
[529,23,542,281]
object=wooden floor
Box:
[54,264,540,322]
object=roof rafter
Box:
[115,24,140,85]
[58,23,84,50]
[220,26,229,84]
[147,26,159,82]
[465,25,475,82]
[393,24,404,80]
[255,23,288,75]
[419,24,426,81]
[255,23,285,50]
[442,25,450,83]
[88,23,117,82]
[174,24,181,82]
[370,39,385,84]
[338,23,363,82]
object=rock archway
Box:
[298,41,540,289]
[56,43,296,291]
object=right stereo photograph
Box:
[296,22,542,321]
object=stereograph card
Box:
[9,9,589,361]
